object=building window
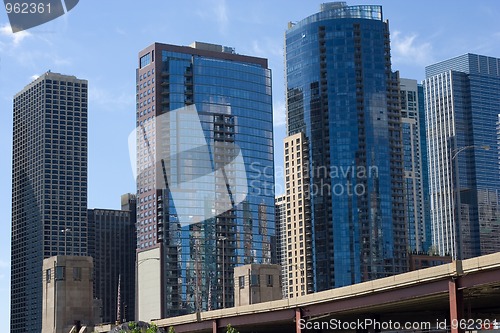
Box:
[140,53,151,69]
[239,276,245,289]
[55,266,65,280]
[73,267,82,281]
[46,268,51,283]
[266,275,273,287]
[250,274,259,287]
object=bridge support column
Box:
[296,308,302,333]
[449,279,463,333]
[212,319,218,333]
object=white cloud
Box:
[89,86,134,112]
[195,0,229,33]
[15,50,72,69]
[214,0,228,26]
[0,23,31,46]
[0,24,71,69]
[252,39,283,59]
[273,100,286,128]
[30,74,40,81]
[115,27,126,36]
[391,30,434,67]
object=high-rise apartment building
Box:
[88,194,137,323]
[274,195,287,298]
[285,2,407,290]
[424,53,500,259]
[11,72,88,333]
[135,42,274,319]
[400,78,431,253]
[283,133,314,298]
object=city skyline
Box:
[2,1,500,330]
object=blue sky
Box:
[1,0,500,329]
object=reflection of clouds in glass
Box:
[128,105,247,226]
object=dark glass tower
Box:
[136,42,274,319]
[424,53,500,259]
[10,72,88,333]
[285,2,407,291]
[88,193,137,323]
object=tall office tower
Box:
[88,194,137,323]
[136,42,274,319]
[400,78,431,253]
[424,53,500,259]
[285,2,407,290]
[274,195,287,298]
[11,72,88,333]
[283,133,314,298]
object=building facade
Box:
[424,53,500,259]
[283,133,314,298]
[285,2,407,291]
[135,42,274,319]
[400,78,431,253]
[234,264,282,306]
[88,194,137,324]
[497,115,500,174]
[274,195,287,298]
[42,256,95,333]
[11,72,88,332]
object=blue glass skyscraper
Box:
[424,53,500,259]
[285,2,407,291]
[135,42,274,319]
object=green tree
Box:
[147,323,159,333]
[116,321,162,333]
[226,324,239,333]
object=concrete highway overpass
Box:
[154,253,500,333]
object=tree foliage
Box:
[226,324,239,333]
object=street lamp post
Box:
[61,228,71,256]
[450,143,490,260]
[218,236,227,309]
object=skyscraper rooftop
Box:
[288,2,383,31]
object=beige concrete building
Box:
[136,247,162,321]
[234,264,281,306]
[42,256,95,333]
[283,133,313,298]
[274,195,288,298]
